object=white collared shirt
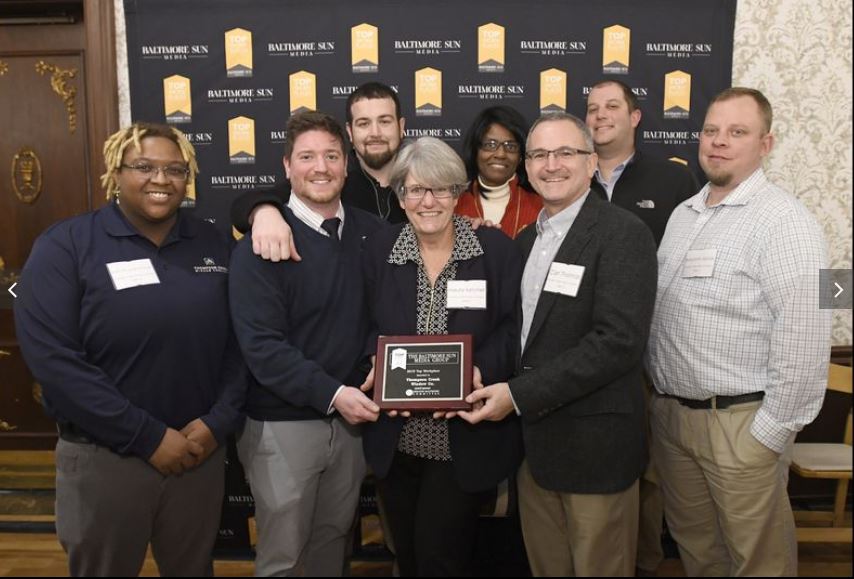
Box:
[520,191,590,351]
[646,168,831,452]
[287,194,345,238]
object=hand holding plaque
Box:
[373,334,473,411]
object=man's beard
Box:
[359,142,396,170]
[702,165,733,188]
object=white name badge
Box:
[446,280,487,309]
[106,259,161,291]
[682,249,717,278]
[544,262,585,297]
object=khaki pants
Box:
[637,379,665,573]
[650,395,796,577]
[517,460,639,577]
[636,462,665,572]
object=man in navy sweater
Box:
[229,111,383,576]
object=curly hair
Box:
[100,122,198,200]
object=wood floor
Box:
[0,451,850,576]
[0,531,850,577]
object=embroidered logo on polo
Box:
[194,257,228,274]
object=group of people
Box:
[13,78,831,578]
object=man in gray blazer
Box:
[461,112,657,576]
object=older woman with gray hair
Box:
[361,137,524,576]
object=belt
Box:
[660,391,764,410]
[57,422,93,444]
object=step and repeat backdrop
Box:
[124,0,736,554]
[125,0,736,238]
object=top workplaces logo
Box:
[415,68,442,117]
[602,25,630,75]
[183,180,196,208]
[228,116,256,165]
[540,69,567,114]
[663,71,691,119]
[478,23,505,73]
[352,23,379,73]
[289,71,317,115]
[225,28,253,78]
[163,75,191,124]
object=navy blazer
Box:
[511,192,658,494]
[361,223,524,493]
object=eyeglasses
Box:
[479,139,521,154]
[525,147,592,162]
[121,163,191,181]
[400,185,461,200]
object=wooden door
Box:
[0,0,117,449]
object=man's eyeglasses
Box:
[400,185,462,200]
[480,140,521,154]
[525,147,592,162]
[121,163,191,181]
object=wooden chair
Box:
[791,363,853,543]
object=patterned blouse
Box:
[387,215,484,461]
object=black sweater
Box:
[229,204,383,421]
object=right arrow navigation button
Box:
[820,269,852,309]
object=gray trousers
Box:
[55,438,226,577]
[237,418,366,577]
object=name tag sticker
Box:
[446,280,487,309]
[106,259,161,291]
[682,249,717,278]
[544,262,585,297]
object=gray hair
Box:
[389,137,468,200]
[526,112,595,152]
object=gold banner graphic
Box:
[228,116,256,164]
[289,71,317,115]
[539,68,567,113]
[182,178,196,207]
[478,23,505,73]
[163,75,191,124]
[351,23,379,73]
[602,25,630,75]
[663,70,691,119]
[225,28,253,78]
[415,67,442,117]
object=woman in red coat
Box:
[455,106,542,238]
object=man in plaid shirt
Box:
[646,87,832,576]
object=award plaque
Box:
[374,334,473,410]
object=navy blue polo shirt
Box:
[14,203,246,459]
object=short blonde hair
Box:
[100,122,198,199]
[709,87,773,134]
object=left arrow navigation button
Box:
[7,283,17,298]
